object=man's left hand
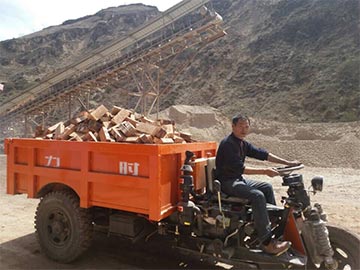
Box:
[286,160,302,166]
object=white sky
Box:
[0,0,182,41]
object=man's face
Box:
[232,119,250,139]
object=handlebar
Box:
[275,164,304,176]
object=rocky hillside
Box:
[0,4,160,97]
[169,0,359,122]
[0,0,359,122]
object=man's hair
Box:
[232,114,250,125]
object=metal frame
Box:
[0,1,225,138]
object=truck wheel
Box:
[325,225,360,270]
[35,191,93,263]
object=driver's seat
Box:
[205,157,249,205]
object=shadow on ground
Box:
[0,232,223,269]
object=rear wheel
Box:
[35,191,93,263]
[307,225,360,270]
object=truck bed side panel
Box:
[5,138,216,221]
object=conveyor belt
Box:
[0,0,212,121]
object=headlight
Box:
[311,176,323,192]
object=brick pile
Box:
[35,105,193,144]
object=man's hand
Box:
[286,160,302,166]
[244,166,280,177]
[264,168,280,177]
[268,153,302,167]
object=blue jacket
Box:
[215,133,268,181]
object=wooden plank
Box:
[71,112,89,124]
[173,135,185,143]
[153,127,167,138]
[35,104,193,145]
[139,134,154,144]
[139,116,155,124]
[99,127,112,142]
[111,109,130,125]
[76,122,90,133]
[100,112,113,122]
[54,122,65,139]
[88,119,103,132]
[69,132,83,142]
[47,121,62,134]
[125,116,139,127]
[162,124,174,135]
[154,137,174,144]
[102,121,112,129]
[45,133,54,139]
[136,122,159,135]
[125,136,141,143]
[90,104,108,121]
[59,124,76,140]
[87,131,98,142]
[179,131,192,142]
[118,121,136,137]
[110,128,125,142]
[158,119,174,125]
[111,105,122,115]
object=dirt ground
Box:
[0,113,359,269]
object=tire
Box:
[35,191,93,263]
[307,225,360,270]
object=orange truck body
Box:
[5,138,216,221]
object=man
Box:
[215,114,301,256]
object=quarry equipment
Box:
[0,0,225,138]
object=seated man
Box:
[215,114,301,256]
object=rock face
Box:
[0,0,359,123]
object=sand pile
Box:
[159,105,360,169]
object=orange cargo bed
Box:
[5,138,216,221]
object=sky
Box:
[0,0,182,41]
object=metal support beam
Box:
[68,94,72,121]
[24,115,29,138]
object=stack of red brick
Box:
[35,105,193,144]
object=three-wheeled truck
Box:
[5,138,360,269]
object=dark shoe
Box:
[262,239,291,256]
